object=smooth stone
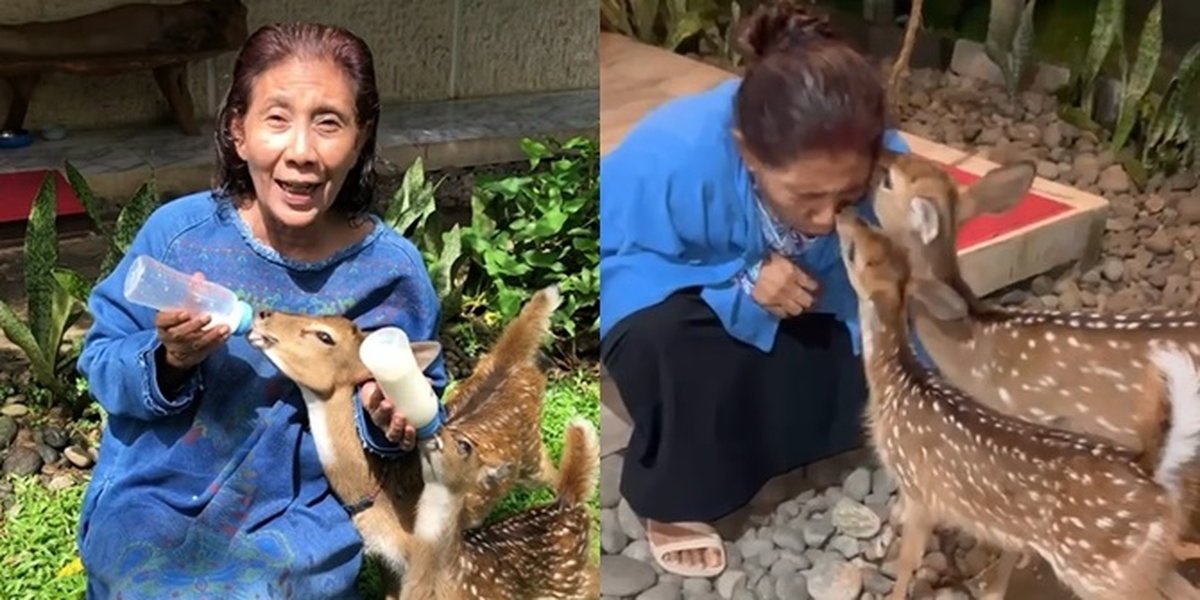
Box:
[601,509,629,554]
[622,539,652,562]
[637,580,682,600]
[771,527,807,553]
[716,569,746,599]
[64,445,93,468]
[776,574,810,600]
[842,467,872,501]
[803,514,835,547]
[682,577,713,594]
[600,555,658,597]
[617,498,646,540]
[600,455,622,508]
[807,556,863,600]
[2,446,43,476]
[1,404,28,417]
[831,497,882,539]
[0,416,16,450]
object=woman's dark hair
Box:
[734,1,886,168]
[213,23,383,222]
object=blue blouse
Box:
[600,78,910,355]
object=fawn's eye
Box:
[456,439,474,456]
[315,331,335,345]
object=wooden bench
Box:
[599,31,1108,297]
[0,0,247,136]
[1,50,229,136]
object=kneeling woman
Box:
[600,1,909,577]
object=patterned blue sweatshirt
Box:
[75,191,447,599]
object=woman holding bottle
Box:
[76,23,443,599]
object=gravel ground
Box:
[599,67,1200,599]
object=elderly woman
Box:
[76,23,442,599]
[600,1,909,578]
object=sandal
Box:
[647,520,727,578]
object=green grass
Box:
[0,476,89,600]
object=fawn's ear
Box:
[907,195,941,245]
[411,341,443,371]
[909,278,968,321]
[958,161,1035,223]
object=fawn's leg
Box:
[972,549,1022,600]
[1156,570,1200,600]
[889,495,933,600]
[537,443,560,487]
[383,569,403,600]
[1174,541,1200,562]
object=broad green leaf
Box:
[985,0,1021,53]
[1118,153,1148,190]
[25,173,59,364]
[522,249,564,269]
[664,11,706,50]
[1006,0,1037,97]
[600,0,634,35]
[495,286,527,322]
[470,194,497,237]
[572,236,599,253]
[520,138,552,168]
[0,299,55,395]
[1111,0,1161,152]
[529,210,569,239]
[103,179,160,278]
[632,0,661,43]
[63,162,109,237]
[1080,0,1124,114]
[1058,105,1104,132]
[1167,42,1200,144]
[52,268,92,307]
[385,157,438,235]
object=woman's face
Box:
[233,57,363,228]
[741,142,875,237]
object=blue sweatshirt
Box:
[76,191,447,599]
[600,78,910,355]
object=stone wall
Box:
[0,0,597,131]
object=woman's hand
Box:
[361,380,417,451]
[155,309,230,370]
[752,252,820,318]
[154,271,230,371]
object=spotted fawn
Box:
[248,286,561,598]
[836,209,1200,600]
[402,417,599,599]
[872,151,1200,560]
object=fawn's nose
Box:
[258,310,273,320]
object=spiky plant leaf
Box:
[1111,0,1162,152]
[1079,0,1124,115]
[25,173,60,367]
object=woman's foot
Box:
[646,520,727,577]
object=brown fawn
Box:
[248,286,561,597]
[836,208,1200,600]
[402,418,600,599]
[871,152,1200,559]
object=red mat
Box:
[0,170,86,224]
[944,165,1073,251]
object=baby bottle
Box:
[123,255,254,336]
[358,327,444,439]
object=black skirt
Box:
[601,288,869,523]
